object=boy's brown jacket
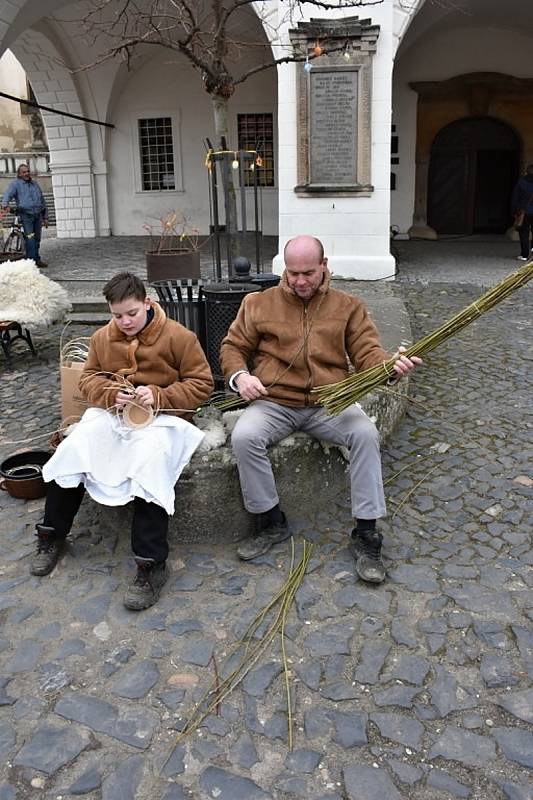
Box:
[79,301,213,417]
[220,269,390,407]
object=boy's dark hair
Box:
[103,272,146,304]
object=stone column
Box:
[50,160,97,238]
[408,155,436,239]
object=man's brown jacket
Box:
[220,269,389,407]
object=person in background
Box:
[2,163,49,267]
[511,164,533,261]
[220,235,421,584]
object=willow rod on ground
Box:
[163,539,313,764]
[313,259,533,415]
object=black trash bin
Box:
[250,273,281,290]
[203,282,259,388]
[151,279,206,351]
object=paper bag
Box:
[60,360,86,425]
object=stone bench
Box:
[106,383,407,544]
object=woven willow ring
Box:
[122,400,154,430]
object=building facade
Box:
[0,0,531,278]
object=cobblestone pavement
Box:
[0,244,532,799]
[39,232,278,290]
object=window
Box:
[138,117,176,191]
[238,113,274,187]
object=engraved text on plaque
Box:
[309,69,358,185]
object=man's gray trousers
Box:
[231,399,387,520]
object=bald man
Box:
[220,236,421,583]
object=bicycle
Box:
[1,208,26,256]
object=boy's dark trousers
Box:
[43,480,169,562]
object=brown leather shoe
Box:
[30,525,64,576]
[123,557,169,610]
[237,515,292,560]
[351,529,386,583]
[36,260,48,268]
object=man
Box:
[511,164,533,261]
[2,164,49,267]
[36,272,213,610]
[220,235,421,584]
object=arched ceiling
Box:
[2,0,277,63]
[398,0,533,60]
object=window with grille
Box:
[138,117,176,191]
[237,113,275,187]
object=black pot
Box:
[0,450,51,499]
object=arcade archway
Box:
[428,117,520,235]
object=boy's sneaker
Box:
[30,524,64,576]
[123,557,169,610]
[237,514,292,560]
[351,528,386,584]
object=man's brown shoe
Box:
[237,516,292,560]
[351,529,386,584]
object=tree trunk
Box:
[211,93,238,276]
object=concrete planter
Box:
[145,249,201,282]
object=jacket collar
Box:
[107,300,167,343]
[279,266,332,303]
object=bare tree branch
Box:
[65,0,384,99]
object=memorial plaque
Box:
[309,69,358,185]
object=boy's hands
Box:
[116,387,154,409]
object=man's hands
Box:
[116,387,154,409]
[392,346,422,378]
[233,346,420,400]
[235,372,268,402]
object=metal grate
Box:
[151,279,206,350]
[139,117,175,191]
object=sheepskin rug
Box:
[0,259,72,326]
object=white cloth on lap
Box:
[42,407,204,515]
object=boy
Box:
[37,271,213,609]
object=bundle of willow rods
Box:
[313,259,533,415]
[166,539,313,757]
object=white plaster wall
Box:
[274,1,396,279]
[391,26,533,235]
[392,0,425,55]
[107,50,277,236]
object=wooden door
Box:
[428,118,520,235]
[428,151,470,234]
